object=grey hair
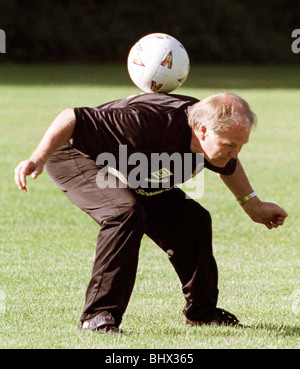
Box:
[187,92,257,134]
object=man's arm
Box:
[220,159,288,229]
[14,108,76,192]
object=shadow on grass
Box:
[121,323,300,339]
[254,323,300,337]
[0,63,299,89]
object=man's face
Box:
[199,123,250,167]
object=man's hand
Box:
[14,108,76,193]
[14,159,44,192]
[242,196,288,229]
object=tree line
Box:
[0,0,299,63]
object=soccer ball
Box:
[127,33,190,93]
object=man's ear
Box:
[197,124,207,140]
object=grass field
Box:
[0,64,299,349]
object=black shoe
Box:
[186,308,245,327]
[79,311,121,333]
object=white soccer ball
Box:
[127,33,190,93]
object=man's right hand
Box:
[14,108,76,193]
[14,159,44,192]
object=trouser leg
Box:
[82,197,146,326]
[45,146,146,326]
[140,188,218,323]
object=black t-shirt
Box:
[72,93,236,195]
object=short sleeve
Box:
[72,107,113,160]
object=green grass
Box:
[0,64,299,349]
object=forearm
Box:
[219,159,261,212]
[220,159,288,228]
[30,108,76,164]
[219,159,256,201]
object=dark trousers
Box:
[45,146,219,326]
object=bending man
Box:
[14,92,288,332]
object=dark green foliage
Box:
[0,0,299,63]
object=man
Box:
[14,92,288,333]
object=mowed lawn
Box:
[0,64,299,349]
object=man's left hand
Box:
[242,197,288,229]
